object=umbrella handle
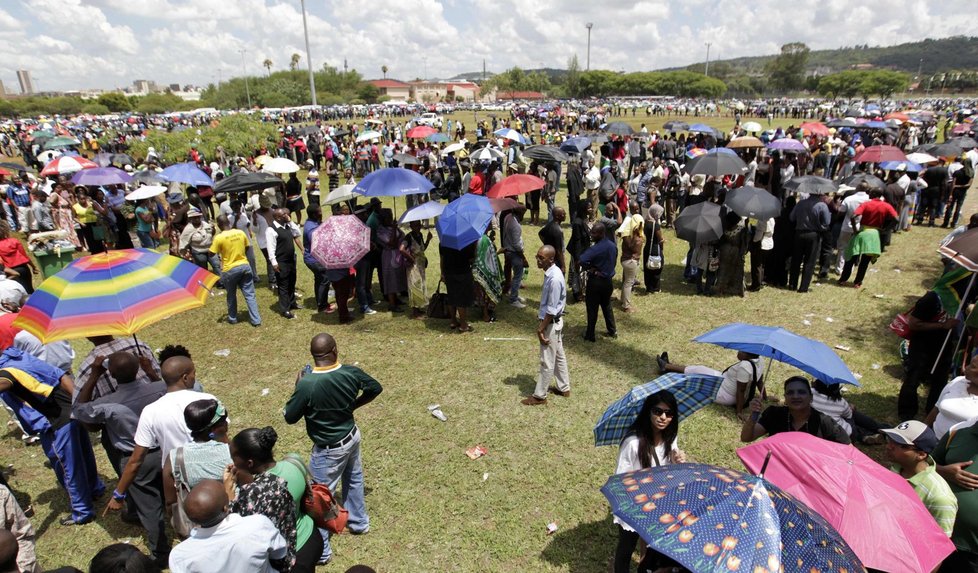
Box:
[758,450,773,478]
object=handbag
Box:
[646,241,663,270]
[281,456,349,534]
[427,280,451,319]
[171,447,195,538]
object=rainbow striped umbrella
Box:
[13,249,218,343]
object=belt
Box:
[321,426,358,449]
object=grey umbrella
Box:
[685,151,747,177]
[725,186,782,219]
[131,169,166,185]
[785,175,839,195]
[523,145,570,163]
[827,118,858,128]
[674,201,723,244]
[917,142,964,158]
[947,137,977,151]
[663,121,689,132]
[604,122,636,136]
[840,173,885,190]
[392,153,420,166]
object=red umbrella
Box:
[852,145,907,164]
[406,126,437,139]
[486,174,545,198]
[884,112,911,122]
[800,122,829,137]
[40,155,98,177]
[488,197,520,213]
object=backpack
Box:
[171,447,196,538]
[281,456,349,534]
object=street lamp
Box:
[299,0,318,106]
[239,48,252,109]
[704,42,712,77]
[585,23,593,71]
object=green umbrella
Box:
[29,130,55,142]
[43,136,82,150]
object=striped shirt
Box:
[891,457,957,537]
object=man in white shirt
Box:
[169,480,288,573]
[264,208,303,319]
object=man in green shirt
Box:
[882,420,957,537]
[283,332,382,565]
[933,418,978,572]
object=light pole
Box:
[585,23,593,71]
[704,42,712,77]
[299,0,318,106]
[239,48,252,109]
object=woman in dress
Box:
[377,210,407,312]
[642,205,664,293]
[49,183,81,248]
[715,211,748,297]
[72,187,104,253]
[613,390,687,573]
[472,229,503,323]
[400,220,432,319]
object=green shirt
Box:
[268,459,313,550]
[890,456,958,537]
[283,364,383,447]
[932,421,978,552]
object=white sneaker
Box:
[510,300,526,309]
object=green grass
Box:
[1,122,971,572]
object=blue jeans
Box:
[222,264,261,325]
[136,230,159,249]
[309,428,369,562]
[506,251,524,302]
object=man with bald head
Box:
[284,333,383,564]
[104,355,215,548]
[522,246,570,406]
[169,480,288,573]
[265,207,302,319]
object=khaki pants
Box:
[535,319,570,399]
[621,259,639,310]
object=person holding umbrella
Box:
[741,377,850,444]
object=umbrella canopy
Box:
[738,433,954,573]
[663,121,690,132]
[160,162,213,187]
[295,126,321,136]
[70,166,132,187]
[879,160,923,173]
[324,184,360,206]
[262,157,301,174]
[487,174,545,198]
[685,151,747,177]
[884,112,911,122]
[13,249,218,343]
[125,185,168,202]
[800,122,830,136]
[398,201,445,224]
[355,130,383,143]
[841,172,885,190]
[687,123,716,134]
[391,153,420,166]
[253,155,273,168]
[853,145,906,164]
[685,147,707,159]
[917,142,963,158]
[947,136,978,151]
[93,153,134,167]
[29,130,55,142]
[522,145,569,163]
[0,162,32,172]
[726,136,764,149]
[674,201,723,244]
[938,227,978,271]
[442,142,465,155]
[469,147,505,162]
[488,197,520,213]
[767,138,806,152]
[604,122,635,136]
[493,128,527,145]
[214,172,283,196]
[354,168,434,197]
[694,322,859,385]
[131,169,166,186]
[602,463,866,573]
[310,216,371,270]
[559,136,591,154]
[36,150,62,164]
[724,186,781,219]
[40,155,98,177]
[406,125,437,139]
[827,118,858,128]
[593,373,723,447]
[427,133,451,143]
[783,175,838,196]
[740,121,762,133]
[435,194,493,250]
[906,152,939,165]
[42,136,81,150]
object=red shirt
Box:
[854,198,897,229]
[469,173,485,195]
[0,312,18,350]
[0,238,30,268]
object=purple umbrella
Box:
[70,167,133,187]
[767,138,806,152]
[310,215,371,269]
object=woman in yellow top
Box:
[72,189,104,254]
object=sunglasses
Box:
[651,407,674,418]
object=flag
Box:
[933,266,975,317]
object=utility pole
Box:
[299,0,318,106]
[704,42,712,77]
[916,58,923,81]
[239,48,252,108]
[585,23,593,71]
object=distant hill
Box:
[662,36,978,77]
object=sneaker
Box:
[362,307,377,315]
[282,312,296,320]
[510,300,526,309]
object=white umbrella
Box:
[356,130,383,143]
[470,147,504,161]
[906,152,939,165]
[125,185,168,201]
[443,142,465,154]
[324,184,360,205]
[36,150,62,163]
[741,121,762,133]
[262,157,301,174]
[398,200,445,224]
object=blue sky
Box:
[0,0,973,92]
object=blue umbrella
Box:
[70,167,132,187]
[427,133,451,143]
[435,194,493,250]
[880,160,923,173]
[354,168,434,197]
[857,120,888,130]
[694,322,859,385]
[560,136,592,154]
[398,200,445,224]
[687,123,716,134]
[593,373,723,447]
[159,162,213,187]
[601,464,866,573]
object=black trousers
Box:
[840,254,872,286]
[276,260,297,313]
[293,527,325,573]
[584,275,616,339]
[304,260,331,311]
[899,351,952,419]
[118,448,168,561]
[748,241,765,289]
[614,526,658,573]
[260,248,276,287]
[789,231,820,292]
[817,230,835,276]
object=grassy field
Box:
[2,116,972,572]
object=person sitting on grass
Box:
[657,350,764,419]
[740,376,850,444]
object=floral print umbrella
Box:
[310,215,371,270]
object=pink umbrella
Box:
[852,145,907,164]
[737,432,954,573]
[310,215,370,270]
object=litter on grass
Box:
[465,445,488,460]
[213,349,231,357]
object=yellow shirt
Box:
[208,229,250,271]
[72,203,97,224]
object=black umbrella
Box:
[725,186,781,219]
[674,201,723,244]
[522,145,570,163]
[604,122,636,136]
[917,142,964,158]
[392,153,420,166]
[331,129,350,137]
[214,171,284,196]
[840,173,884,190]
[784,175,838,195]
[296,126,321,136]
[0,162,31,172]
[827,118,857,128]
[685,151,747,177]
[131,169,166,185]
[662,121,689,132]
[947,137,977,151]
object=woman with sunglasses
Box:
[613,390,688,573]
[740,376,850,444]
